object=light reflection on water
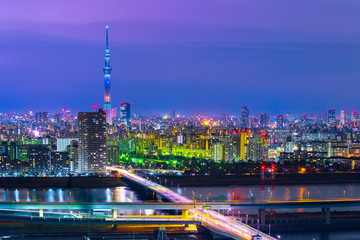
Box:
[174,184,360,202]
[173,183,360,214]
[0,187,146,215]
[175,184,360,239]
[0,187,137,203]
[278,230,360,240]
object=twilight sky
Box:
[1,0,360,115]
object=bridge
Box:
[0,199,359,210]
[0,212,200,226]
[108,167,275,240]
[130,169,185,174]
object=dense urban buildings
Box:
[0,107,360,176]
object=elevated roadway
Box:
[0,213,200,226]
[108,167,276,240]
[0,200,359,210]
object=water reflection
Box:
[0,187,154,215]
[174,183,360,213]
[278,229,360,240]
[0,187,138,203]
[174,183,360,202]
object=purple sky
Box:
[1,0,360,115]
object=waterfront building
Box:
[66,140,79,173]
[106,143,120,165]
[28,145,51,175]
[50,151,70,175]
[78,109,107,174]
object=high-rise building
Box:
[66,140,79,173]
[340,110,347,125]
[248,137,266,161]
[326,109,336,124]
[351,110,359,123]
[28,145,51,175]
[241,106,249,128]
[106,144,120,165]
[111,108,117,120]
[103,26,112,125]
[212,143,225,161]
[233,131,250,161]
[56,138,78,152]
[277,114,284,129]
[119,102,131,126]
[50,151,70,175]
[78,109,107,174]
[260,113,268,129]
[171,110,176,120]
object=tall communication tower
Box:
[103,26,112,125]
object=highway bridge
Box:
[0,199,359,210]
[108,167,275,240]
[4,168,356,239]
[0,213,200,226]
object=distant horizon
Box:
[0,107,355,118]
[1,1,360,114]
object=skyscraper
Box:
[351,110,359,123]
[260,113,268,129]
[78,109,107,174]
[119,102,131,126]
[232,131,249,162]
[241,106,249,128]
[103,26,112,125]
[277,114,284,129]
[326,109,336,125]
[340,110,347,125]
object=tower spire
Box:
[103,26,112,125]
[106,26,109,49]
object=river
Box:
[1,184,360,239]
[173,183,360,240]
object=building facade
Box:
[78,109,107,174]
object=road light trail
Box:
[108,167,276,240]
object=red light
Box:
[261,165,266,170]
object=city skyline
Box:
[1,1,360,114]
[1,2,360,239]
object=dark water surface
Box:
[1,184,360,239]
[173,183,360,240]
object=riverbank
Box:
[0,177,124,188]
[159,173,360,186]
